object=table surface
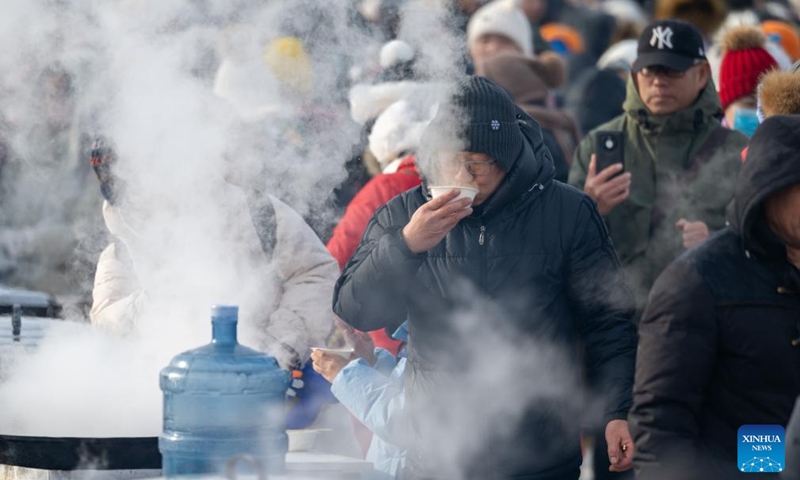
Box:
[0,453,375,480]
[286,452,373,472]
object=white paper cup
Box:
[287,428,331,452]
[428,186,479,203]
[310,347,354,359]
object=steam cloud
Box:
[0,0,371,437]
[0,3,607,479]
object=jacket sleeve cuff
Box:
[605,409,629,425]
[388,226,428,261]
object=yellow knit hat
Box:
[264,37,313,95]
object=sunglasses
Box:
[638,65,688,78]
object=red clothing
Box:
[327,155,420,354]
[328,155,420,270]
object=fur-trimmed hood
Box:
[758,70,800,117]
[654,0,728,38]
[478,51,566,105]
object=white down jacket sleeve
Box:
[89,201,149,333]
[89,241,145,334]
[89,197,338,368]
[263,196,338,367]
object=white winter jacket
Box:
[90,189,338,369]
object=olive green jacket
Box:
[569,78,748,309]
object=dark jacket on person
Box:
[333,109,636,479]
[782,396,800,479]
[326,155,420,355]
[629,115,800,480]
[569,78,749,310]
[564,68,625,135]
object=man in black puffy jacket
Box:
[333,77,637,480]
[629,115,800,479]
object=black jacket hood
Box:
[728,115,800,258]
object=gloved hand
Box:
[285,360,339,430]
[90,136,123,205]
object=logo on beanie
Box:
[650,26,674,50]
[491,120,500,131]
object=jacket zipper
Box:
[479,224,487,292]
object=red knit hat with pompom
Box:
[718,26,778,109]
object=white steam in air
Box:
[0,322,164,437]
[0,0,373,437]
[399,0,467,188]
[403,282,609,477]
[0,3,606,479]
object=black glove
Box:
[90,136,123,204]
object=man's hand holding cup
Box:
[402,188,473,254]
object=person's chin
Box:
[647,98,676,114]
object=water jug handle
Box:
[225,454,267,480]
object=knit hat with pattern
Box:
[719,26,779,109]
[422,76,524,171]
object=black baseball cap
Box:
[632,19,707,73]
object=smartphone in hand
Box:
[594,130,625,176]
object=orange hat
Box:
[761,20,800,62]
[540,23,586,55]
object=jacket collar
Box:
[623,76,723,134]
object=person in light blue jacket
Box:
[312,322,408,479]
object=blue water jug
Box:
[159,305,290,477]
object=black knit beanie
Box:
[424,76,524,172]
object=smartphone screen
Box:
[594,130,625,175]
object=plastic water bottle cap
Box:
[211,305,238,321]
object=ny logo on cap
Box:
[650,26,674,50]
